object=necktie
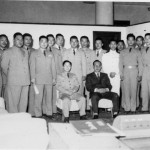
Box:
[44,50,46,56]
[97,73,100,79]
[59,46,61,50]
[49,47,52,52]
[97,51,99,57]
[146,47,149,53]
[73,49,75,55]
[139,47,141,51]
[129,48,132,52]
[67,73,69,78]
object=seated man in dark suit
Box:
[86,60,119,119]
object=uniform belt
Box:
[124,65,137,69]
[144,64,150,67]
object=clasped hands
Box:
[95,88,109,94]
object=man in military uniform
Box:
[117,40,125,54]
[119,33,143,113]
[47,34,63,117]
[56,60,86,123]
[62,36,86,96]
[30,36,56,118]
[1,32,30,113]
[141,33,150,112]
[22,33,35,116]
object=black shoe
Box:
[32,116,42,118]
[125,111,130,114]
[64,117,69,123]
[131,111,136,114]
[80,115,87,120]
[45,115,54,119]
[113,114,118,118]
[93,115,98,119]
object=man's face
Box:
[24,36,32,47]
[127,37,135,46]
[80,38,88,48]
[117,42,124,51]
[145,35,150,46]
[14,35,23,48]
[136,38,144,47]
[39,38,48,49]
[64,62,71,72]
[109,41,117,50]
[0,36,8,49]
[48,36,55,47]
[70,38,78,49]
[95,40,103,49]
[93,61,102,73]
[56,36,64,47]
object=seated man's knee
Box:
[91,93,100,101]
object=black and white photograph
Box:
[0,0,150,149]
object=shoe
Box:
[80,115,87,120]
[113,114,118,118]
[45,115,53,119]
[32,116,42,118]
[125,111,130,114]
[131,111,136,114]
[93,115,98,119]
[64,117,69,123]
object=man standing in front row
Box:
[62,36,86,96]
[30,36,56,118]
[1,32,30,113]
[119,33,143,114]
[86,60,119,119]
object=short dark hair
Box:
[39,35,48,41]
[80,36,89,42]
[145,33,150,37]
[95,37,103,43]
[47,34,55,39]
[0,34,8,40]
[109,39,117,44]
[63,60,72,66]
[70,36,78,42]
[117,40,125,45]
[127,33,135,40]
[23,33,32,40]
[56,33,64,39]
[93,60,102,66]
[136,36,144,41]
[13,32,22,39]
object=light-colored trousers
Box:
[34,84,52,117]
[52,85,57,114]
[28,85,35,116]
[61,93,86,117]
[141,67,150,111]
[123,68,138,111]
[7,85,29,113]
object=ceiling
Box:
[114,2,150,6]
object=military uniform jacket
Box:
[62,48,86,81]
[30,49,56,85]
[1,46,30,85]
[80,48,95,75]
[56,71,79,96]
[51,47,63,75]
[119,47,143,77]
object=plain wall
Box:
[0,23,127,49]
[114,4,150,25]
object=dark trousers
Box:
[91,92,119,114]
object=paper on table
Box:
[33,84,39,94]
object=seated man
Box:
[86,60,119,119]
[56,60,87,123]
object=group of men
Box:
[0,31,150,122]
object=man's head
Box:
[23,33,32,47]
[136,36,144,48]
[63,60,72,73]
[93,60,102,73]
[95,38,103,50]
[70,36,79,49]
[39,35,48,50]
[117,40,125,52]
[13,32,23,48]
[127,33,135,47]
[144,33,150,47]
[0,34,8,50]
[80,36,89,48]
[47,34,55,47]
[109,40,117,51]
[56,33,64,47]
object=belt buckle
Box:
[128,66,132,69]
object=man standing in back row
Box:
[119,33,143,113]
[1,32,30,113]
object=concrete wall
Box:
[0,23,126,49]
